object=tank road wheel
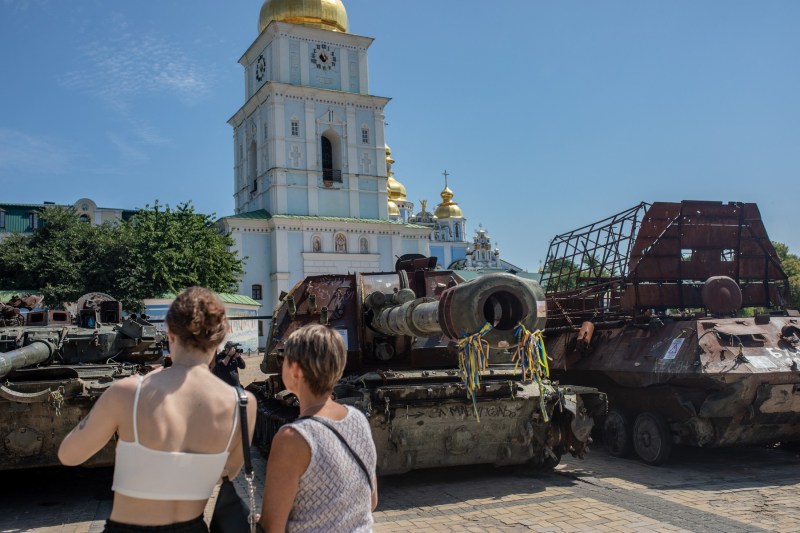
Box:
[603,408,634,458]
[632,412,672,465]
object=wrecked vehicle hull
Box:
[251,256,607,475]
[252,368,604,475]
[0,294,163,470]
[0,365,142,470]
[548,317,800,451]
[541,201,800,464]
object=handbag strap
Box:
[234,386,257,533]
[296,415,374,492]
[234,385,253,478]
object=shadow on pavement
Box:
[0,466,113,530]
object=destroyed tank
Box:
[249,255,607,475]
[0,293,164,469]
[541,201,800,465]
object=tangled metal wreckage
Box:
[250,255,607,475]
[0,293,163,469]
[541,200,800,464]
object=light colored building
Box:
[390,161,469,270]
[218,0,435,342]
[448,226,533,280]
[0,198,135,241]
[144,293,262,353]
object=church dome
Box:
[385,145,408,202]
[387,177,407,202]
[434,186,463,219]
[388,200,400,217]
[259,0,349,34]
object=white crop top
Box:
[112,376,238,501]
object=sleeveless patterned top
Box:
[287,406,377,533]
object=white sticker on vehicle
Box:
[663,338,685,360]
[747,356,777,369]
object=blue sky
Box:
[2,0,799,272]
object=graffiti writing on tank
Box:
[425,405,519,419]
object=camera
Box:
[225,341,243,355]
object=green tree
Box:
[773,241,800,309]
[540,258,580,293]
[115,201,244,309]
[540,254,618,294]
[0,202,244,311]
[0,206,101,305]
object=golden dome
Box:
[434,186,463,219]
[385,144,407,202]
[387,176,407,202]
[259,0,349,34]
[388,200,400,217]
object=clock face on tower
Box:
[256,54,266,82]
[310,44,337,71]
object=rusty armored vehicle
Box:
[0,293,164,469]
[249,255,607,475]
[541,201,800,465]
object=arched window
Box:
[252,284,263,300]
[361,127,369,144]
[248,141,258,192]
[321,136,333,179]
[291,119,300,137]
[321,131,342,183]
[454,224,460,240]
[359,237,368,254]
[335,233,347,253]
[79,214,90,223]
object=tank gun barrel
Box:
[368,273,546,349]
[0,341,55,379]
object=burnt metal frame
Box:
[541,201,790,327]
[540,203,648,324]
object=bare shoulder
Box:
[269,425,311,471]
[103,374,140,401]
[274,425,309,451]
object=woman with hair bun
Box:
[59,287,257,533]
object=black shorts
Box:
[103,515,207,533]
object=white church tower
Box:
[220,0,430,342]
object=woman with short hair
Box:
[259,324,378,533]
[59,286,257,533]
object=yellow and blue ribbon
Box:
[457,322,492,421]
[512,324,551,422]
[456,323,552,423]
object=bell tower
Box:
[221,0,432,345]
[229,0,391,219]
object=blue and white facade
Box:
[219,11,431,342]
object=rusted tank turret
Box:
[250,255,607,475]
[542,201,800,465]
[0,293,164,469]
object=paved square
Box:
[2,359,798,532]
[1,443,798,532]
